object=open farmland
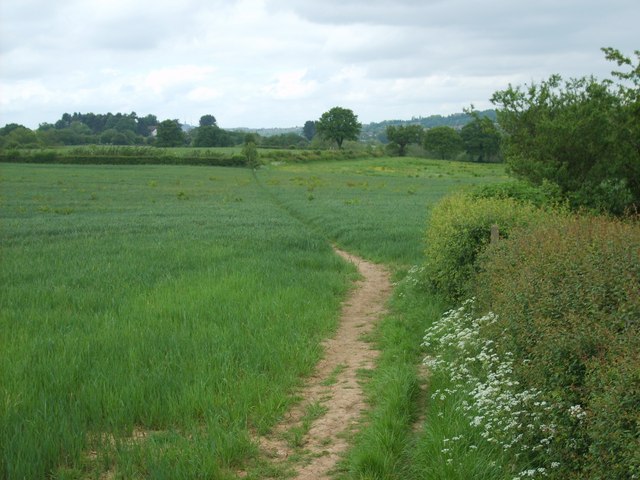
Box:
[0,159,507,478]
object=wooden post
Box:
[490,224,499,244]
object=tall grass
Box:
[0,158,509,478]
[257,157,508,266]
[0,163,354,478]
[255,158,508,479]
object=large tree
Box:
[0,125,39,148]
[302,120,316,140]
[423,126,463,159]
[137,114,158,136]
[316,107,361,149]
[385,124,423,156]
[199,114,217,127]
[193,125,228,147]
[155,119,185,147]
[460,115,501,162]
[491,47,640,214]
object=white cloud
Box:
[0,0,638,128]
[263,70,318,99]
[187,87,223,102]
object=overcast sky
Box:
[1,0,638,129]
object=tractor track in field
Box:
[242,247,392,479]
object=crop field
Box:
[257,158,507,265]
[0,158,507,478]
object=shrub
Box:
[423,194,554,301]
[0,147,245,167]
[242,141,259,168]
[491,49,640,215]
[470,180,562,208]
[475,215,640,479]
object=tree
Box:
[242,140,259,168]
[423,126,463,159]
[460,115,501,162]
[261,132,307,148]
[101,128,137,145]
[303,120,317,140]
[199,114,217,127]
[55,113,72,129]
[0,123,25,136]
[45,121,95,145]
[385,124,423,156]
[491,47,640,214]
[316,107,361,149]
[105,113,136,133]
[0,125,39,148]
[193,125,229,147]
[155,119,185,147]
[137,114,158,136]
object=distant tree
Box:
[0,126,39,148]
[36,127,60,146]
[303,120,317,140]
[423,126,463,159]
[199,114,217,127]
[156,119,185,147]
[137,114,158,136]
[460,115,501,162]
[244,133,259,145]
[55,113,72,129]
[261,132,308,148]
[224,130,247,146]
[316,107,361,149]
[46,121,95,145]
[385,124,423,156]
[193,125,229,147]
[242,140,260,168]
[100,128,137,145]
[37,122,55,131]
[105,113,137,133]
[1,123,27,136]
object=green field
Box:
[0,158,507,478]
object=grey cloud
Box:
[1,0,638,129]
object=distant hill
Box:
[361,109,497,142]
[231,109,497,141]
[229,127,303,137]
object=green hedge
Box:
[0,149,245,167]
[476,215,640,479]
[0,146,378,166]
[470,180,563,207]
[423,193,554,301]
[258,148,377,163]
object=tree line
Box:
[0,107,497,155]
[385,112,501,161]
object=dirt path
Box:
[252,248,392,479]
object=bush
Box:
[475,215,640,479]
[0,147,245,167]
[423,193,554,301]
[470,180,562,208]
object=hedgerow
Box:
[0,148,246,167]
[475,215,640,479]
[422,187,639,478]
[423,193,556,301]
[0,145,379,166]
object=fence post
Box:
[491,224,500,244]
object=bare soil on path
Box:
[251,248,392,479]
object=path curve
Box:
[255,248,392,479]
